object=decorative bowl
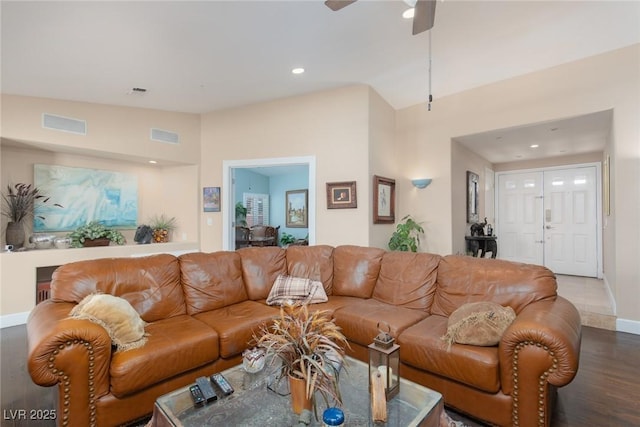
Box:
[242,347,266,373]
[54,237,72,249]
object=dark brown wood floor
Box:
[2,325,639,426]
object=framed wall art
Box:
[373,175,395,224]
[326,181,357,209]
[203,187,221,212]
[34,164,138,231]
[286,189,308,228]
[467,171,480,223]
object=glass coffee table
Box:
[152,357,442,426]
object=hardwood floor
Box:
[1,325,639,426]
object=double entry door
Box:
[496,165,600,277]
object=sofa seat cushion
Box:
[307,296,364,316]
[398,315,500,393]
[110,315,219,397]
[194,300,278,358]
[333,299,428,347]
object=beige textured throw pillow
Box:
[442,301,516,349]
[69,293,147,352]
[266,274,328,306]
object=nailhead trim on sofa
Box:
[511,341,557,427]
[48,339,97,427]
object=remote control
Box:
[195,376,218,403]
[210,373,234,396]
[189,385,205,407]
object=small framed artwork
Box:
[286,189,308,228]
[467,171,479,223]
[326,181,357,209]
[373,175,395,224]
[203,187,221,212]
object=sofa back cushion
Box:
[179,252,248,314]
[373,251,441,310]
[238,247,287,300]
[285,245,335,295]
[51,254,185,322]
[332,245,385,298]
[431,255,557,316]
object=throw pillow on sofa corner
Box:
[69,293,148,352]
[266,274,328,306]
[442,301,516,350]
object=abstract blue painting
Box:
[34,164,138,231]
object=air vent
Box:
[150,128,180,144]
[42,113,87,135]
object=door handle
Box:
[545,225,555,229]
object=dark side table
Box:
[465,236,497,258]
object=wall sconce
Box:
[411,178,432,189]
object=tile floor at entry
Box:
[556,274,616,330]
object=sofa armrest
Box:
[499,296,581,426]
[27,300,113,427]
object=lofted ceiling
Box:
[2,1,639,163]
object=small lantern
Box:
[368,322,400,400]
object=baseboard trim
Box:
[0,311,29,329]
[602,275,617,315]
[616,318,640,335]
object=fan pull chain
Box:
[428,29,433,111]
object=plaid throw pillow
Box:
[266,274,328,306]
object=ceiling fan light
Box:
[402,8,415,19]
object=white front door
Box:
[543,166,598,276]
[497,172,544,265]
[496,164,600,277]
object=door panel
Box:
[543,167,598,276]
[497,172,544,265]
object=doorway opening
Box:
[222,156,316,250]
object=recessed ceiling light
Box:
[530,144,539,148]
[149,160,157,164]
[402,8,415,19]
[291,67,305,75]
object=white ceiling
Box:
[2,1,639,163]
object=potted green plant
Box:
[235,202,248,227]
[1,183,62,249]
[388,215,424,252]
[253,303,349,415]
[68,221,126,248]
[280,232,296,247]
[149,214,177,243]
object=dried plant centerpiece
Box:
[254,303,349,414]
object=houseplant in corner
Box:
[149,214,177,243]
[253,303,349,416]
[388,215,424,252]
[68,221,126,248]
[1,183,62,249]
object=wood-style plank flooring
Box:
[1,325,639,426]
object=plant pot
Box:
[153,228,170,243]
[288,374,312,415]
[5,222,25,248]
[83,238,111,247]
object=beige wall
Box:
[1,95,201,164]
[200,85,373,252]
[396,44,639,324]
[368,88,398,250]
[451,141,493,256]
[493,151,604,172]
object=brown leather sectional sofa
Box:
[27,245,581,427]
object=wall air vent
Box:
[150,128,180,144]
[42,113,87,135]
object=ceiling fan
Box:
[325,0,436,35]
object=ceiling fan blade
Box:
[325,0,358,12]
[412,0,436,35]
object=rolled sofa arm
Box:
[27,300,113,427]
[499,296,581,427]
